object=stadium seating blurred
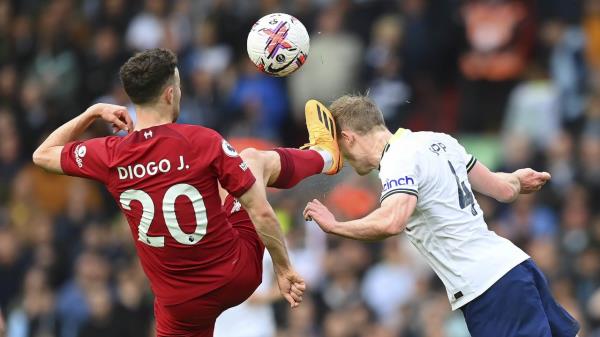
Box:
[0,0,599,336]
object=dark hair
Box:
[119,48,177,104]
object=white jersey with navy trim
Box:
[378,129,529,310]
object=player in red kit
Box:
[32,49,342,337]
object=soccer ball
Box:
[247,13,309,77]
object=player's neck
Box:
[134,105,174,131]
[369,128,393,168]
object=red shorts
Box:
[154,195,265,337]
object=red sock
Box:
[271,148,324,189]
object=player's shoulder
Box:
[166,123,222,140]
[163,124,228,149]
[407,131,463,152]
[386,130,427,157]
[383,131,456,164]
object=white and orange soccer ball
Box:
[246,13,310,77]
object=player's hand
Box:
[87,103,133,133]
[514,168,551,194]
[303,199,337,234]
[276,269,306,308]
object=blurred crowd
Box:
[0,0,599,337]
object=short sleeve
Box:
[61,137,112,184]
[448,135,477,173]
[378,147,419,203]
[210,136,256,198]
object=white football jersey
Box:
[378,129,529,310]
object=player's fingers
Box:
[289,290,302,302]
[115,110,132,132]
[283,293,296,307]
[121,109,134,131]
[304,204,317,218]
[293,281,306,291]
[303,208,311,221]
[110,115,129,132]
[291,284,304,297]
[307,210,320,223]
[303,205,311,217]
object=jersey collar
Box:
[378,128,409,170]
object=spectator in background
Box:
[365,15,411,130]
[459,0,535,131]
[283,296,318,337]
[56,252,110,337]
[30,0,79,115]
[289,4,362,121]
[86,0,132,35]
[0,65,17,107]
[81,26,127,105]
[8,15,36,70]
[545,131,577,194]
[6,268,60,337]
[583,0,600,72]
[177,19,233,128]
[113,263,153,337]
[502,61,560,149]
[540,19,587,128]
[77,285,127,337]
[498,193,559,246]
[579,131,600,202]
[125,0,168,51]
[361,239,417,326]
[0,112,22,200]
[560,185,592,257]
[227,60,289,140]
[18,80,49,153]
[318,241,368,313]
[188,20,233,76]
[0,228,25,313]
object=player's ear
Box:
[165,86,174,105]
[341,130,353,145]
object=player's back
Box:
[62,123,256,305]
[378,129,529,310]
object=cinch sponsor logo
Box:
[382,176,415,191]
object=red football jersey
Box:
[61,124,257,305]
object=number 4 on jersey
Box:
[447,161,477,216]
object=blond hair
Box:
[329,94,386,134]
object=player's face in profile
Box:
[339,132,373,176]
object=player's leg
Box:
[244,99,343,189]
[154,297,220,337]
[461,261,553,337]
[524,260,580,337]
[218,99,342,200]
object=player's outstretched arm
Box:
[304,193,417,241]
[238,183,306,308]
[468,161,551,203]
[32,103,132,173]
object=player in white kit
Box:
[303,96,579,337]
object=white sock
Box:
[315,149,333,173]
